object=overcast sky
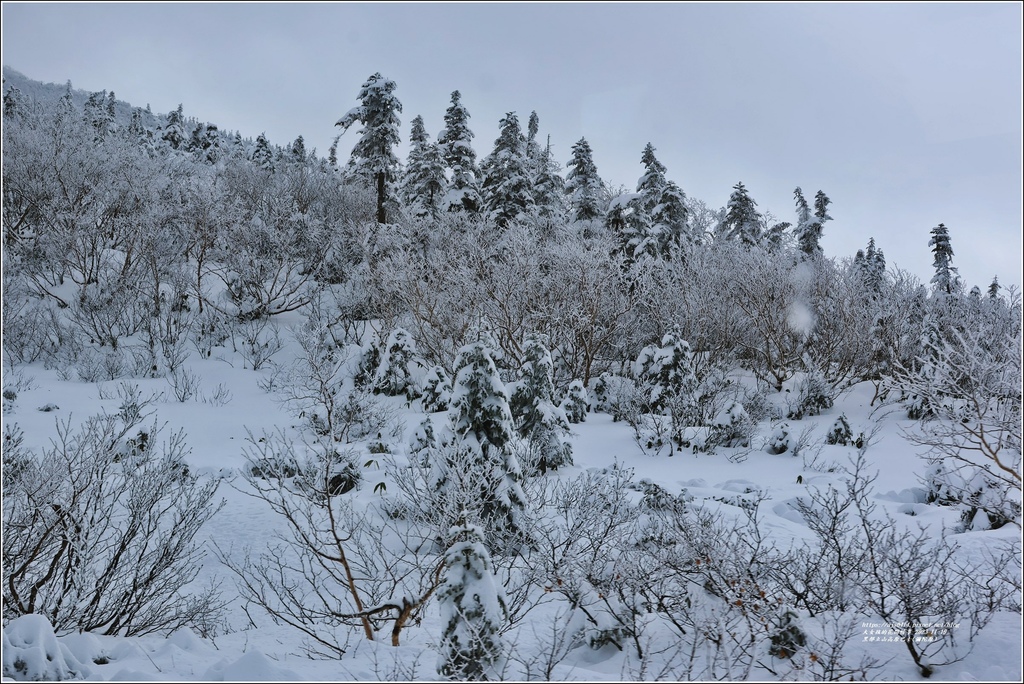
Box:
[3,2,1021,290]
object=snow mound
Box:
[1,614,90,682]
[203,650,301,681]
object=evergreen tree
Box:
[509,334,573,475]
[480,112,535,228]
[606,193,654,265]
[437,518,507,680]
[336,72,403,224]
[3,85,24,118]
[402,114,447,219]
[251,132,274,170]
[438,90,482,214]
[160,103,187,150]
[719,181,762,246]
[928,223,959,296]
[794,189,832,257]
[84,90,115,140]
[988,276,1001,300]
[564,137,604,223]
[289,135,307,163]
[441,342,528,544]
[652,180,689,256]
[531,135,566,222]
[636,143,668,215]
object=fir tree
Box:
[480,112,535,228]
[438,90,482,214]
[988,276,1001,300]
[652,180,689,256]
[793,187,821,257]
[402,114,447,219]
[441,342,528,545]
[564,137,604,223]
[336,72,403,224]
[251,132,274,170]
[437,518,507,680]
[160,103,187,151]
[289,135,307,163]
[509,334,573,475]
[606,193,654,265]
[928,223,959,296]
[636,143,668,215]
[531,136,566,222]
[720,181,762,246]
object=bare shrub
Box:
[2,413,225,636]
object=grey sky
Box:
[3,2,1021,291]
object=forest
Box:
[2,70,1021,681]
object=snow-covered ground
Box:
[2,322,1021,682]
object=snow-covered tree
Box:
[531,135,566,222]
[928,223,960,296]
[251,132,274,170]
[480,112,535,228]
[402,114,447,219]
[437,518,507,680]
[160,103,187,151]
[564,137,604,223]
[719,181,762,246]
[336,72,403,224]
[636,143,667,214]
[372,327,420,399]
[509,334,573,475]
[437,341,528,545]
[652,180,689,256]
[438,90,482,214]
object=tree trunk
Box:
[376,172,387,224]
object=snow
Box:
[2,338,1020,682]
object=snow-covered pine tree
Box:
[480,112,535,228]
[633,325,698,413]
[372,327,420,399]
[564,137,604,223]
[606,193,655,266]
[636,143,668,215]
[438,90,482,214]
[987,276,1001,300]
[560,380,589,424]
[636,143,689,256]
[402,114,447,219]
[84,90,115,140]
[437,518,507,681]
[793,187,820,257]
[928,223,960,296]
[160,103,187,151]
[719,181,762,246]
[251,132,274,170]
[532,135,566,222]
[336,72,403,224]
[442,341,528,545]
[653,180,689,256]
[509,334,573,475]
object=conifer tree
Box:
[564,137,604,223]
[440,342,528,545]
[509,334,573,475]
[636,143,668,215]
[531,136,566,221]
[720,181,762,246]
[480,112,535,228]
[161,103,187,151]
[251,132,274,170]
[336,72,403,224]
[928,223,959,296]
[437,518,507,680]
[438,90,482,214]
[403,114,447,219]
